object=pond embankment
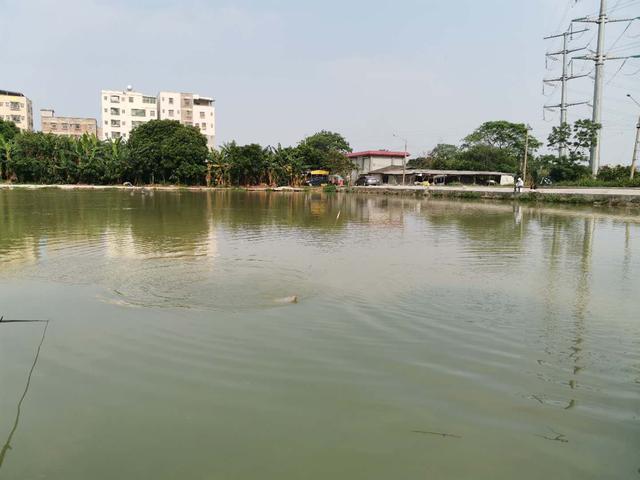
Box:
[347,185,640,207]
[3,183,640,206]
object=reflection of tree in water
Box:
[418,201,531,256]
[534,214,596,412]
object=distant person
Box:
[516,177,524,193]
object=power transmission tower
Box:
[543,27,590,158]
[572,0,640,176]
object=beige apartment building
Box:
[101,87,216,148]
[158,91,216,148]
[41,109,97,137]
[0,89,33,131]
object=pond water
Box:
[0,189,638,479]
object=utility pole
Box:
[543,28,590,158]
[573,2,640,176]
[522,126,530,184]
[393,133,408,185]
[628,94,640,179]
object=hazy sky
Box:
[1,0,639,164]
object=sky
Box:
[1,0,639,164]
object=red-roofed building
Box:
[347,150,409,182]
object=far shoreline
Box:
[2,182,640,207]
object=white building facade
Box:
[100,88,158,141]
[101,87,215,148]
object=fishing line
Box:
[0,318,50,471]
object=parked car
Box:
[305,170,330,187]
[306,176,328,187]
[355,176,382,186]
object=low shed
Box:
[367,167,515,186]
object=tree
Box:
[463,121,541,171]
[296,131,352,175]
[548,119,600,162]
[546,119,600,181]
[597,165,631,182]
[0,119,20,180]
[408,144,461,169]
[456,145,516,173]
[127,120,208,184]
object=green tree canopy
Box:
[0,119,20,142]
[548,119,600,162]
[127,120,209,184]
[296,130,352,175]
[463,121,540,171]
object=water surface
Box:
[0,189,639,479]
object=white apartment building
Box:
[0,89,33,131]
[100,87,216,148]
[100,87,158,141]
[157,91,215,148]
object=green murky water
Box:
[0,189,638,479]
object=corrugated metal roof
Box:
[369,166,513,176]
[347,150,409,158]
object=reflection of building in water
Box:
[349,197,405,226]
[103,221,218,261]
[0,238,39,271]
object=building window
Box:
[168,110,174,117]
[131,109,146,117]
[201,123,206,129]
[150,110,155,117]
[122,121,126,125]
[200,112,205,119]
[61,124,69,130]
[104,120,108,125]
[112,132,121,138]
[168,97,174,105]
[111,119,120,127]
[103,108,107,113]
[51,123,57,130]
[143,96,156,104]
[103,96,107,101]
[10,102,21,111]
[110,108,120,115]
[74,124,80,130]
[110,95,120,103]
[129,97,133,103]
[132,121,143,128]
